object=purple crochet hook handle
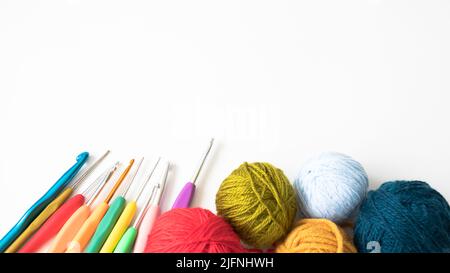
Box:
[171,138,214,209]
[172,182,196,209]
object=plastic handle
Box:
[5,188,73,253]
[100,201,137,253]
[84,197,126,253]
[172,182,196,209]
[114,227,137,253]
[18,194,85,253]
[0,152,89,252]
[65,202,109,253]
[47,204,91,253]
[133,205,160,253]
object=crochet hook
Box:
[84,158,145,253]
[0,152,89,252]
[18,153,110,253]
[6,151,110,253]
[47,161,122,253]
[66,158,144,253]
[115,162,170,253]
[172,138,214,209]
[100,157,161,253]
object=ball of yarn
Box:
[294,152,368,223]
[354,181,450,253]
[276,219,356,253]
[216,162,297,249]
[144,208,247,253]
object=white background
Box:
[1,1,450,239]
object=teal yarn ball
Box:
[354,181,450,253]
[294,152,369,223]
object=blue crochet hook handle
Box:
[0,152,89,252]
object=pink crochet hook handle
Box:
[133,205,160,252]
[171,183,195,209]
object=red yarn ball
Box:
[144,208,248,253]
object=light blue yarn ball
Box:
[294,152,369,223]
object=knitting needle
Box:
[84,158,148,253]
[100,157,161,253]
[47,160,129,253]
[5,151,110,253]
[0,152,89,252]
[115,162,170,253]
[172,138,214,208]
[65,157,144,253]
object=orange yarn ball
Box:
[276,219,357,253]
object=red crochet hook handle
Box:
[18,194,85,253]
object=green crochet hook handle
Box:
[113,227,137,253]
[84,196,125,253]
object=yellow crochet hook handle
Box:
[100,157,160,253]
[4,188,73,253]
[66,158,144,253]
[4,151,110,253]
[100,201,137,253]
[47,162,119,253]
[84,159,141,253]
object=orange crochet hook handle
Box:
[65,202,109,253]
[47,162,118,253]
[47,204,91,253]
[65,159,137,253]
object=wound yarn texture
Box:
[216,162,297,249]
[294,152,368,223]
[144,208,247,253]
[354,180,450,253]
[276,218,356,253]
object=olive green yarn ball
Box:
[215,162,298,249]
